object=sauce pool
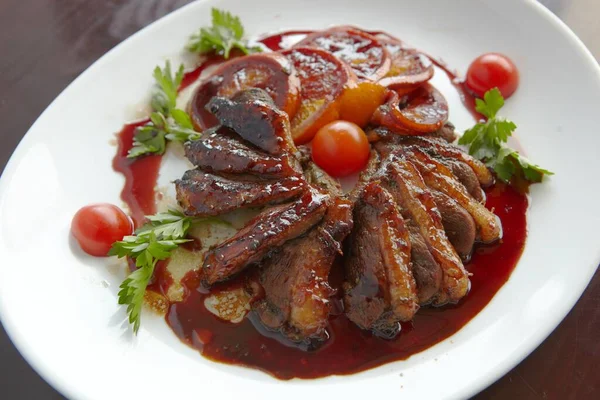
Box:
[112,29,528,379]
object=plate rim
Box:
[0,0,599,399]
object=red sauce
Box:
[429,58,483,121]
[111,29,528,379]
[112,119,160,227]
[165,182,526,379]
[180,57,225,91]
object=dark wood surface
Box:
[0,1,598,398]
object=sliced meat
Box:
[251,197,353,346]
[431,122,458,143]
[343,182,418,337]
[303,161,342,197]
[381,158,470,305]
[207,88,297,156]
[201,189,328,286]
[175,169,306,217]
[397,136,494,187]
[348,150,381,203]
[404,147,502,244]
[371,132,487,201]
[406,224,442,304]
[440,158,485,203]
[431,191,476,261]
[184,126,301,178]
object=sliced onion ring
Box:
[371,84,449,134]
[377,37,434,90]
[296,26,391,81]
[282,47,355,144]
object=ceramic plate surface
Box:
[1,0,599,399]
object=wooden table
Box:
[0,1,598,398]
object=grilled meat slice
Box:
[348,150,381,204]
[206,88,297,156]
[404,147,502,243]
[440,158,485,203]
[431,122,458,143]
[406,224,443,304]
[303,161,343,196]
[343,182,418,338]
[201,189,328,286]
[368,128,493,188]
[175,169,306,217]
[251,197,353,346]
[184,126,301,178]
[381,157,470,305]
[431,191,476,261]
[397,136,494,187]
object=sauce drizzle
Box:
[112,29,528,379]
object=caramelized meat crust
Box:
[175,169,306,217]
[343,182,418,338]
[184,127,301,178]
[206,88,297,156]
[381,157,470,305]
[403,147,502,243]
[201,190,328,287]
[251,197,353,347]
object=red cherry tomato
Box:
[71,204,133,257]
[465,53,519,99]
[311,121,370,177]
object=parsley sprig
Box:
[109,210,196,333]
[187,8,261,58]
[128,62,200,159]
[458,88,553,183]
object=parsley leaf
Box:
[187,8,262,58]
[128,122,167,158]
[151,61,184,115]
[474,88,504,119]
[109,210,196,333]
[135,209,194,239]
[458,88,553,184]
[127,60,202,159]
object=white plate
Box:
[1,0,599,399]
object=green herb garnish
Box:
[128,62,200,159]
[458,88,553,183]
[186,8,262,58]
[109,210,196,333]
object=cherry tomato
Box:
[465,53,519,99]
[311,121,370,177]
[71,203,133,257]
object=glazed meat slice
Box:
[303,161,343,196]
[344,182,418,338]
[439,158,485,203]
[397,136,494,187]
[381,157,470,305]
[175,169,306,217]
[184,126,301,178]
[348,150,381,203]
[431,122,458,143]
[251,197,353,346]
[406,224,443,304]
[201,189,328,286]
[431,191,476,261]
[403,147,502,244]
[206,88,297,156]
